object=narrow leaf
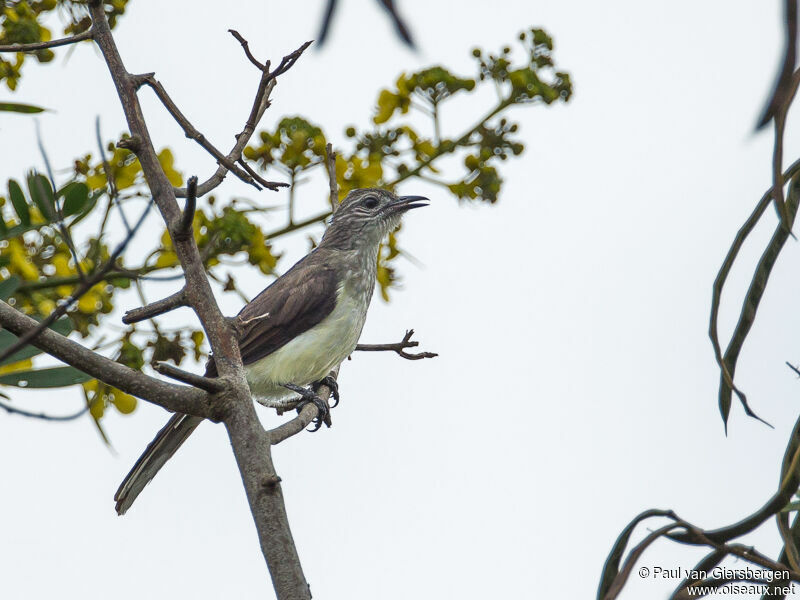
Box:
[0,102,47,114]
[0,276,21,300]
[59,182,90,216]
[8,180,30,226]
[27,172,55,221]
[0,317,74,366]
[0,366,91,388]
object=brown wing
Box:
[205,258,339,377]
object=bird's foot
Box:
[313,375,340,408]
[283,383,329,432]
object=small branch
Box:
[270,367,338,445]
[236,157,281,190]
[355,329,438,360]
[178,175,197,238]
[175,36,311,198]
[152,361,225,393]
[265,210,330,241]
[228,29,266,71]
[122,288,186,324]
[0,29,93,52]
[325,142,339,212]
[139,76,284,192]
[0,200,154,365]
[0,398,89,421]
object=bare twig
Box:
[325,142,338,211]
[0,200,154,365]
[178,175,197,237]
[0,398,89,421]
[355,329,438,360]
[139,75,284,192]
[174,35,311,198]
[123,288,187,324]
[152,361,225,393]
[228,29,266,71]
[0,29,93,52]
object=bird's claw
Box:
[283,383,329,432]
[314,375,340,408]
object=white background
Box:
[0,1,797,598]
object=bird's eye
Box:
[362,196,379,210]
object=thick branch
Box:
[0,29,93,52]
[224,395,310,599]
[89,2,241,378]
[0,301,210,417]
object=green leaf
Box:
[27,172,55,220]
[0,223,44,241]
[0,276,21,300]
[0,365,90,388]
[0,102,47,114]
[0,317,73,366]
[58,182,90,216]
[67,190,101,227]
[8,179,30,226]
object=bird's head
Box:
[323,188,428,249]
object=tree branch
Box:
[122,288,187,324]
[0,301,210,417]
[138,76,285,192]
[178,175,197,237]
[88,6,312,597]
[269,368,338,445]
[173,34,311,199]
[153,361,225,393]
[355,329,438,360]
[0,29,93,52]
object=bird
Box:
[114,188,428,515]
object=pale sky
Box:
[0,1,796,599]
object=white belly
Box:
[244,287,368,400]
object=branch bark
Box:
[86,5,313,597]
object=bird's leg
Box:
[256,396,300,411]
[313,375,340,407]
[282,383,330,431]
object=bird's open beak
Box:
[388,195,430,214]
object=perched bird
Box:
[114,188,428,515]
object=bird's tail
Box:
[114,413,203,515]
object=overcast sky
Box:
[0,1,797,599]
